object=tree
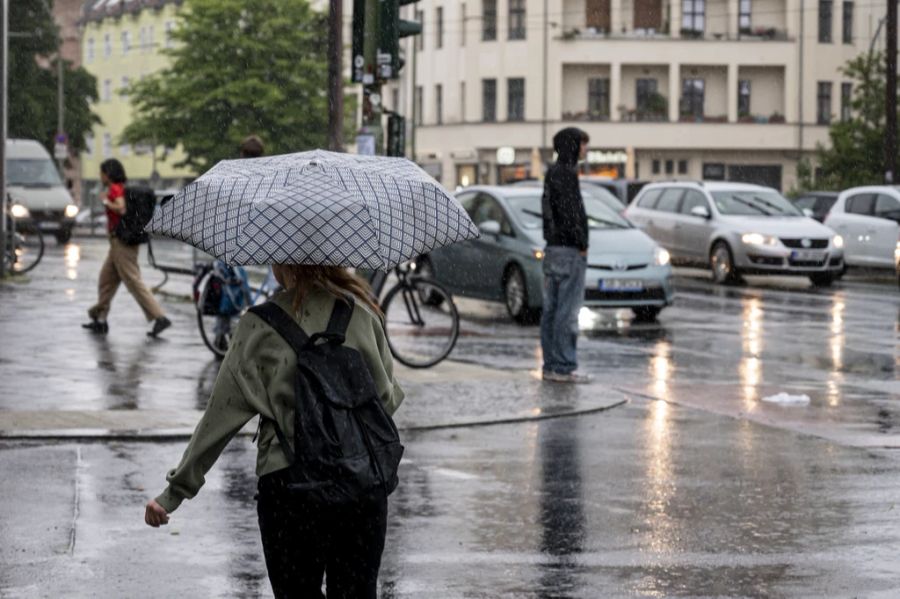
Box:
[813,52,899,189]
[123,0,332,172]
[9,1,101,154]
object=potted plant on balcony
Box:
[738,111,755,123]
[769,112,786,123]
[680,27,704,39]
[638,93,669,121]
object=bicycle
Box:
[193,260,279,358]
[368,260,460,369]
[2,199,45,275]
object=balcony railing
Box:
[558,26,790,42]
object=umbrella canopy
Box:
[148,150,479,269]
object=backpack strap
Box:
[310,296,355,345]
[247,301,310,355]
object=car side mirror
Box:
[478,220,501,236]
[802,208,815,218]
[690,205,711,219]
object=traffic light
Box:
[351,0,370,84]
[379,0,421,80]
[386,113,406,157]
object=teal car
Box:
[419,185,675,323]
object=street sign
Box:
[54,142,68,160]
[356,134,376,156]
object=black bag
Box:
[114,186,155,245]
[248,297,403,505]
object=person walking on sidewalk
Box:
[82,159,171,337]
[144,266,404,598]
[540,127,593,384]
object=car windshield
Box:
[712,190,803,217]
[505,191,631,230]
[8,159,63,187]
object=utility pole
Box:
[327,0,344,152]
[0,0,7,279]
[885,0,898,183]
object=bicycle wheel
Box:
[4,226,44,274]
[381,277,459,368]
[196,272,245,359]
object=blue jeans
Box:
[540,246,586,374]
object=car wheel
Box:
[710,241,742,285]
[413,256,444,307]
[632,306,662,321]
[809,273,835,287]
[55,229,72,244]
[504,264,533,324]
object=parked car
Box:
[421,186,674,323]
[824,186,900,270]
[6,138,78,244]
[625,181,845,286]
[510,179,627,215]
[581,177,649,205]
[792,191,839,223]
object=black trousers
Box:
[256,476,388,599]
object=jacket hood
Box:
[553,127,587,166]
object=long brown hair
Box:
[271,264,382,318]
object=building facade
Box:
[79,0,194,195]
[388,0,889,191]
[51,0,87,204]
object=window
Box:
[120,76,130,100]
[509,0,526,40]
[817,81,832,124]
[739,0,751,29]
[665,160,674,175]
[680,190,709,214]
[85,134,94,156]
[416,10,425,50]
[678,160,688,174]
[703,163,726,180]
[819,0,832,43]
[460,81,466,121]
[120,142,130,157]
[121,31,131,55]
[483,0,497,40]
[461,4,467,46]
[656,188,685,212]
[738,80,751,116]
[652,159,661,174]
[103,33,111,58]
[392,88,400,112]
[435,84,443,124]
[165,22,175,48]
[874,194,900,219]
[472,195,513,235]
[682,0,706,34]
[842,1,853,44]
[682,78,705,118]
[846,194,874,215]
[841,82,852,121]
[103,133,112,158]
[483,78,497,121]
[638,188,663,209]
[103,79,112,102]
[87,38,94,62]
[636,78,658,114]
[147,25,155,51]
[139,27,145,51]
[415,86,423,125]
[507,78,525,121]
[436,7,444,48]
[588,78,610,120]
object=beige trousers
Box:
[88,237,165,322]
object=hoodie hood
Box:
[553,127,588,166]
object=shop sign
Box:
[586,150,627,164]
[496,146,516,165]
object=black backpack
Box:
[115,186,155,245]
[248,297,403,504]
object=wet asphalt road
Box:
[1,236,899,598]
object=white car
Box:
[824,186,900,270]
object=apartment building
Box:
[79,0,194,194]
[388,0,889,190]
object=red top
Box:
[106,183,124,233]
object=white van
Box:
[6,138,78,243]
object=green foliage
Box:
[9,1,101,155]
[813,52,898,189]
[123,0,330,172]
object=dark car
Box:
[792,191,839,223]
[581,177,649,205]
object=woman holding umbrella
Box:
[143,151,479,597]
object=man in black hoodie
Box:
[540,127,592,383]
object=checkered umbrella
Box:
[147,150,480,269]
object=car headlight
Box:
[741,233,779,246]
[895,240,900,263]
[64,204,79,218]
[10,204,30,219]
[833,234,844,249]
[654,247,670,266]
[532,248,545,260]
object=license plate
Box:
[600,279,644,292]
[790,250,825,261]
[38,221,59,230]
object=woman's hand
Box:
[144,499,170,527]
